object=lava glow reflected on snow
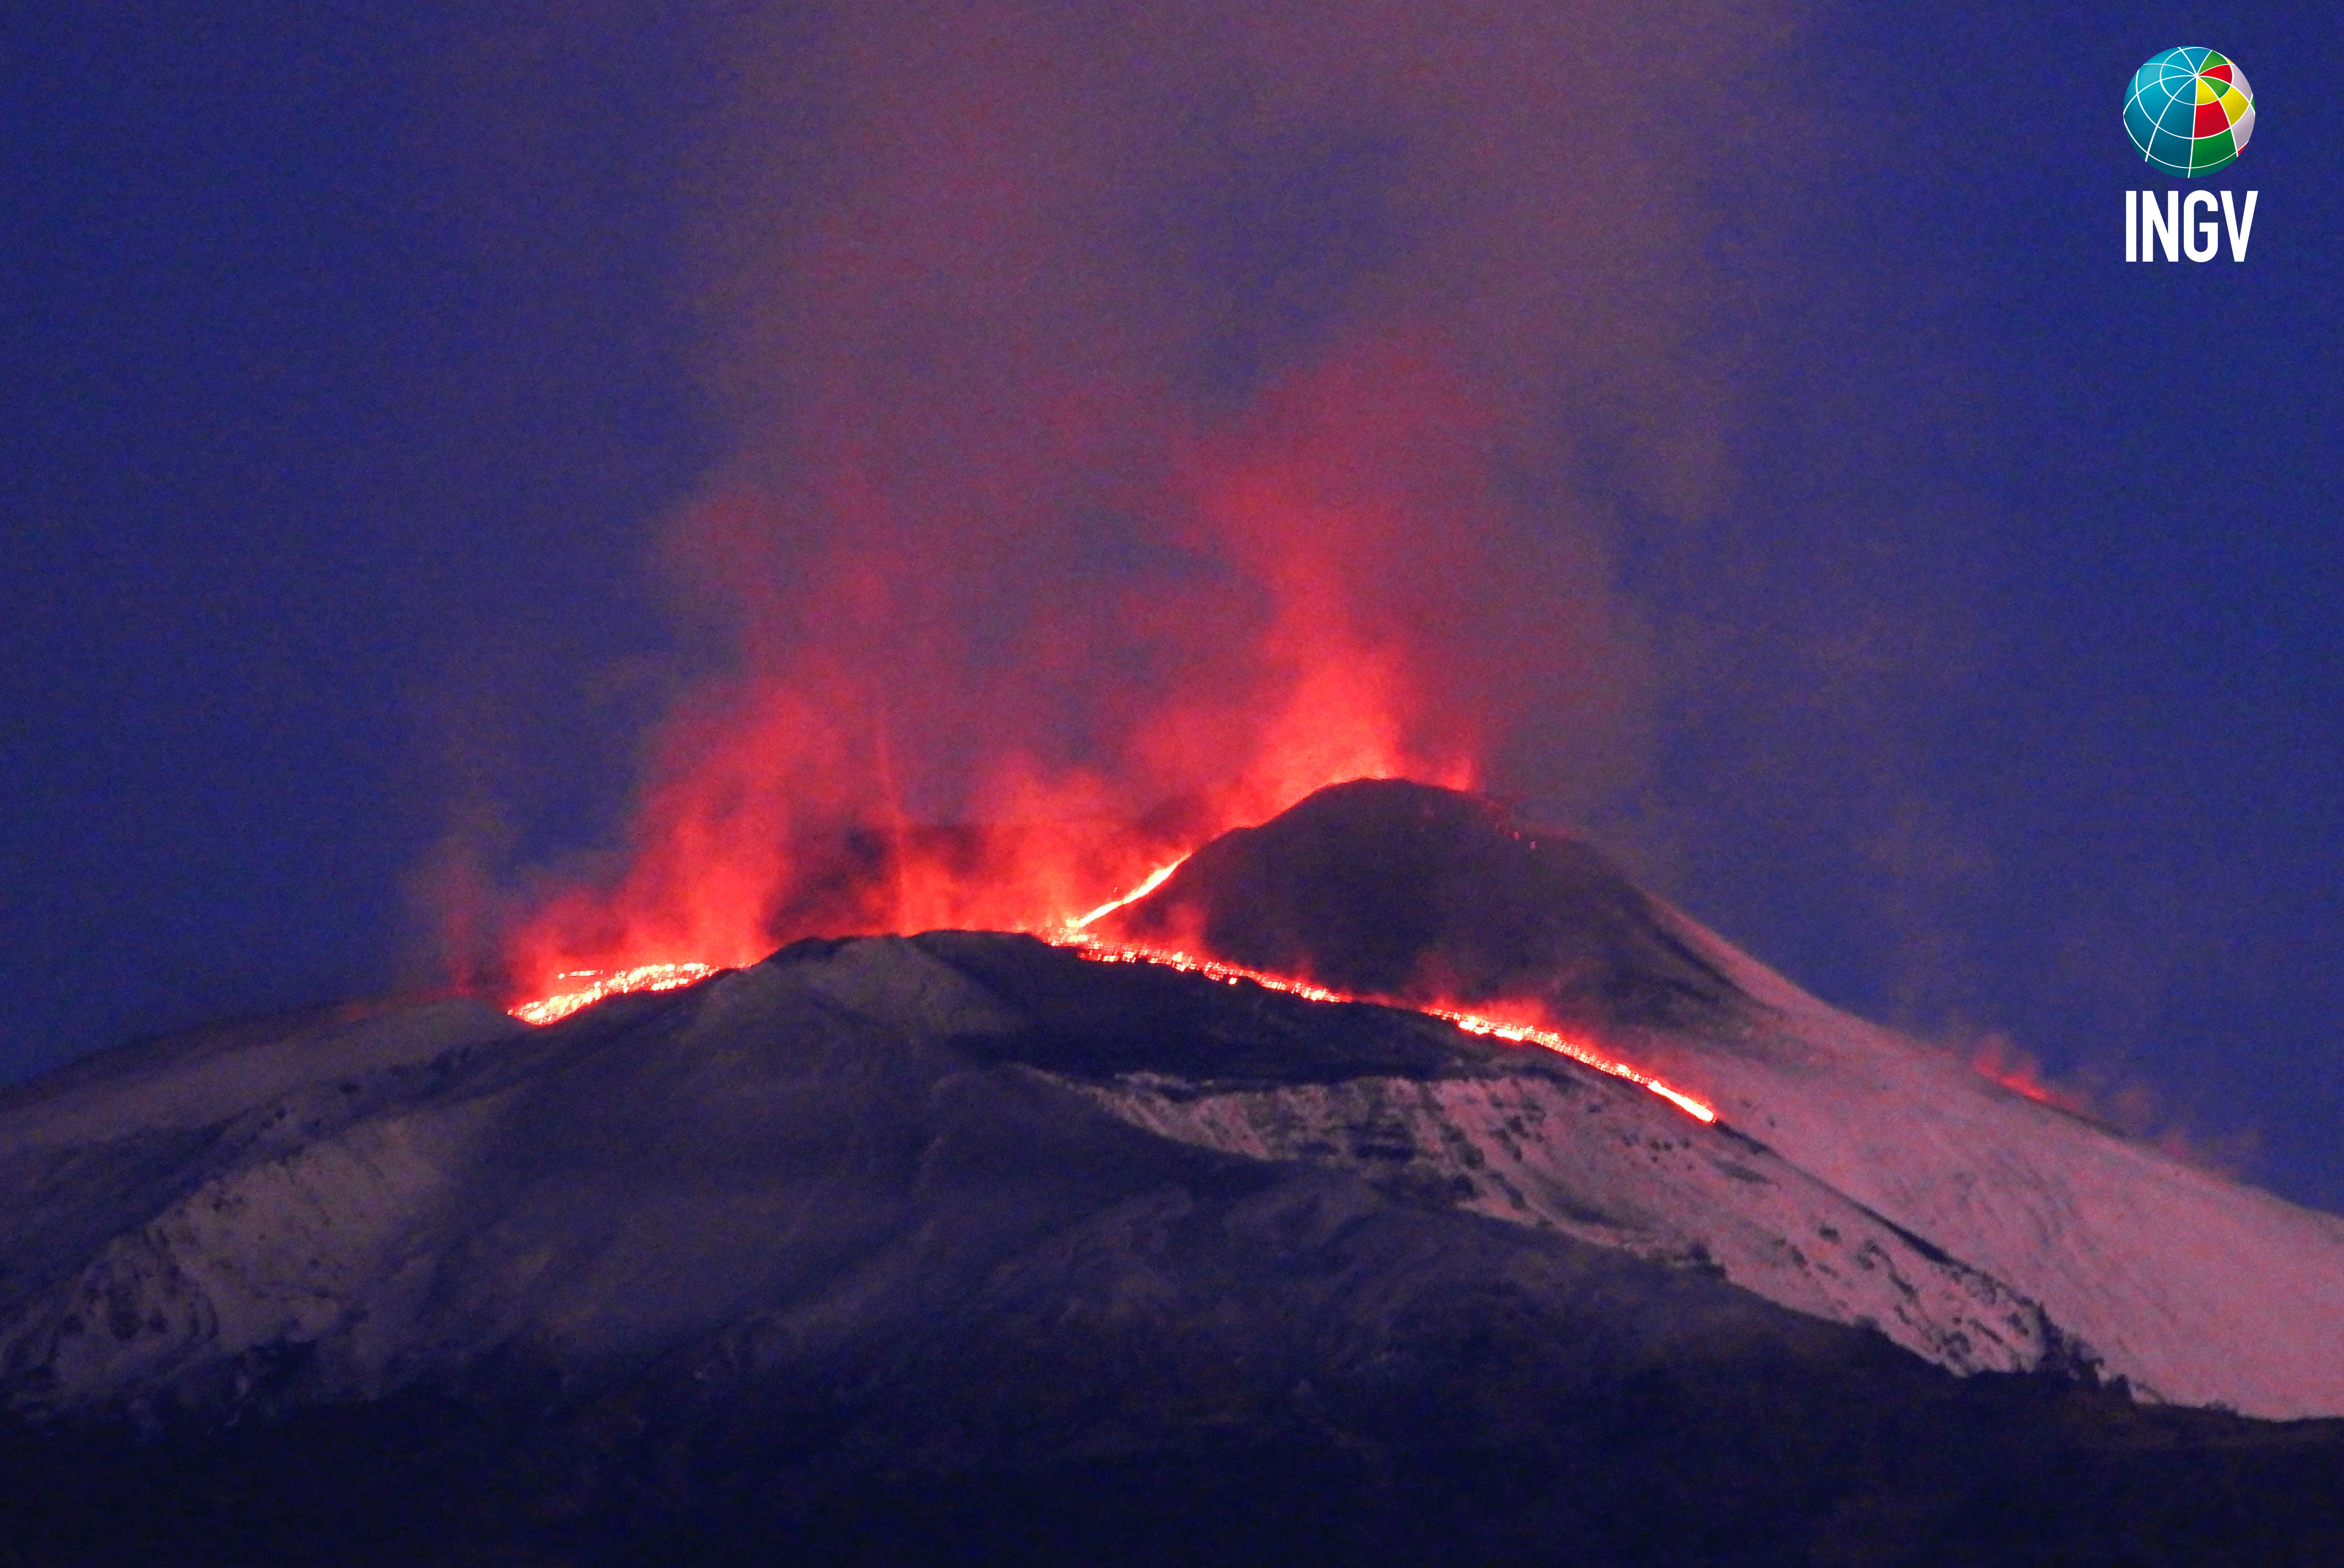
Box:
[511,963,717,1026]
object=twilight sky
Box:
[6,3,2340,1211]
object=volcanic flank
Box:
[1101,780,2344,1421]
[4,783,2341,1564]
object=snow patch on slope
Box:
[1064,1064,2068,1376]
[1645,915,2344,1418]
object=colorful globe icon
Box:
[2125,48,2255,178]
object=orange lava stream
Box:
[511,962,717,1026]
[503,861,1717,1127]
[1067,856,1189,932]
[1066,937,1717,1123]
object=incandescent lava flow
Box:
[510,963,719,1026]
[506,779,1721,1122]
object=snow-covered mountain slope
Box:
[1646,929,2344,1418]
[1107,779,2344,1419]
[0,997,522,1150]
[1065,1068,2060,1375]
[0,999,523,1336]
[4,933,2060,1420]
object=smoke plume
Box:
[475,1,1811,993]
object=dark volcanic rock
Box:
[1102,779,1748,1030]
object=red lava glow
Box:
[1970,1034,2083,1114]
[469,343,1519,1019]
[463,7,1772,1129]
[495,740,1457,1014]
[1067,856,1189,933]
[512,963,718,1026]
[504,854,1716,1127]
[1067,938,1717,1123]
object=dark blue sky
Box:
[6,5,2339,1208]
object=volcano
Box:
[4,783,2340,1564]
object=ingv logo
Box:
[2127,190,2257,263]
[2123,49,2259,264]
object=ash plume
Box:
[453,1,1815,992]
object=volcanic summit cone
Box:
[1099,777,1748,1031]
